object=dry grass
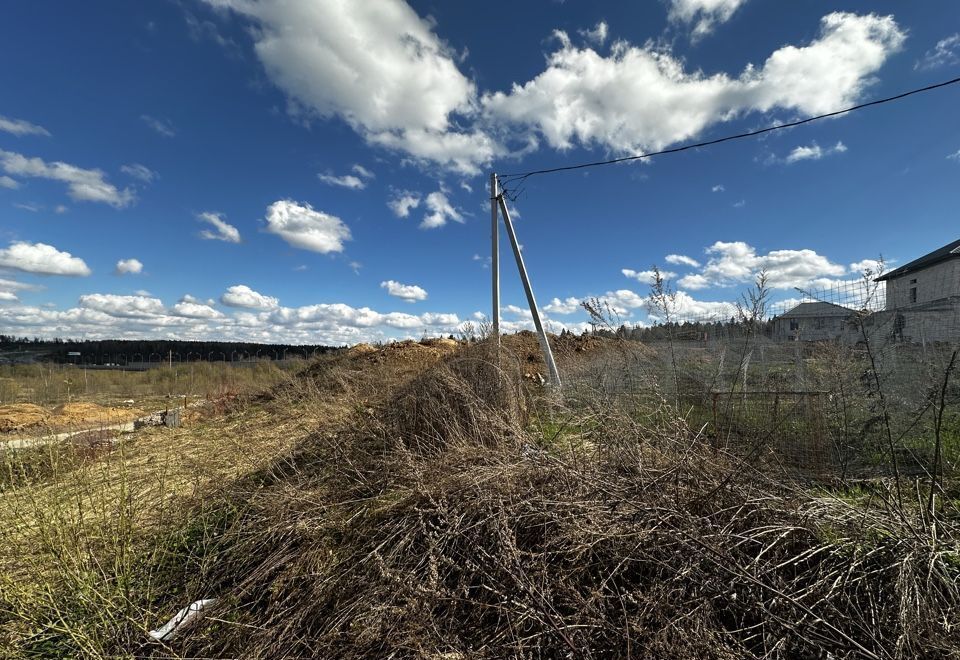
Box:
[0,368,335,656]
[0,340,456,657]
[160,342,960,659]
[1,338,958,658]
[0,359,296,408]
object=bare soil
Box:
[0,401,143,434]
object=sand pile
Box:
[346,343,377,357]
[0,402,143,434]
[355,339,462,365]
[54,402,143,428]
[0,404,49,433]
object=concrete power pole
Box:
[494,178,561,388]
[491,172,500,347]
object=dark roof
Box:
[777,301,853,319]
[875,238,960,281]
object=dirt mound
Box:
[499,332,621,380]
[0,404,49,433]
[421,337,459,349]
[301,338,465,405]
[0,402,143,434]
[502,330,613,360]
[552,332,608,356]
[53,402,143,427]
[346,343,377,357]
[361,339,461,364]
[164,343,957,660]
[343,339,462,365]
[343,334,605,377]
[304,334,645,405]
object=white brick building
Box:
[876,238,960,309]
[772,301,853,342]
[874,238,960,344]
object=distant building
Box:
[874,238,960,344]
[876,238,960,309]
[773,301,853,342]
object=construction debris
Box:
[148,599,217,642]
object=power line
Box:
[498,75,960,186]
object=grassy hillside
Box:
[1,336,958,658]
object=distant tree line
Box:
[579,318,777,343]
[0,336,340,363]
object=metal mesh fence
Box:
[562,272,960,482]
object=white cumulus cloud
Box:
[198,211,241,243]
[388,191,421,218]
[381,280,428,302]
[578,21,609,46]
[668,0,749,40]
[915,33,960,70]
[783,141,847,164]
[849,259,886,276]
[220,284,280,310]
[622,268,676,285]
[484,13,903,158]
[203,0,497,174]
[120,163,158,183]
[172,297,224,319]
[651,290,738,321]
[264,200,351,253]
[0,149,134,208]
[675,241,846,290]
[141,114,176,137]
[318,164,374,190]
[544,297,581,314]
[665,254,701,267]
[115,258,143,275]
[421,191,464,229]
[0,241,91,276]
[79,293,165,318]
[352,164,374,179]
[318,172,366,189]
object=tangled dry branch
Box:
[153,342,960,659]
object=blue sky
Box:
[0,0,958,344]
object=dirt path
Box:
[1,420,137,450]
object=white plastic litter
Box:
[148,598,217,642]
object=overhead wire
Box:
[496,75,960,193]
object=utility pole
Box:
[491,172,500,346]
[496,183,561,388]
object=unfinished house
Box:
[773,301,853,342]
[875,238,960,343]
[878,238,960,308]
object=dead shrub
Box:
[384,349,528,454]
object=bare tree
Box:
[646,266,681,406]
